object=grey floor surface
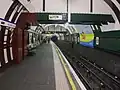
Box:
[0,44,55,90]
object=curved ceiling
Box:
[42,24,78,34]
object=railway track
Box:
[62,50,120,90]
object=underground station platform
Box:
[0,41,85,90]
[0,3,120,90]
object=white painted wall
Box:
[45,0,67,12]
[93,0,120,30]
[44,24,67,32]
[30,0,90,13]
[70,0,90,13]
[31,0,43,12]
[30,26,37,30]
[0,0,35,18]
[18,0,35,12]
[55,25,66,31]
[0,0,13,18]
[75,25,93,34]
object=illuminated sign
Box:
[49,15,62,20]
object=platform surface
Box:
[0,44,56,90]
[0,43,72,90]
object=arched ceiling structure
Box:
[0,0,120,33]
[29,0,120,30]
[42,24,78,34]
[0,0,119,66]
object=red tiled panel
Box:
[12,28,23,64]
[12,13,37,64]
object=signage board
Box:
[0,18,16,28]
[49,15,62,20]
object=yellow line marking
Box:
[56,48,77,90]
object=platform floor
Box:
[0,43,72,90]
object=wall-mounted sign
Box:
[0,18,16,28]
[49,15,62,20]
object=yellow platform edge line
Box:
[56,48,77,90]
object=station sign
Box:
[36,13,68,24]
[0,18,16,28]
[49,15,62,20]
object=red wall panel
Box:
[12,13,37,64]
